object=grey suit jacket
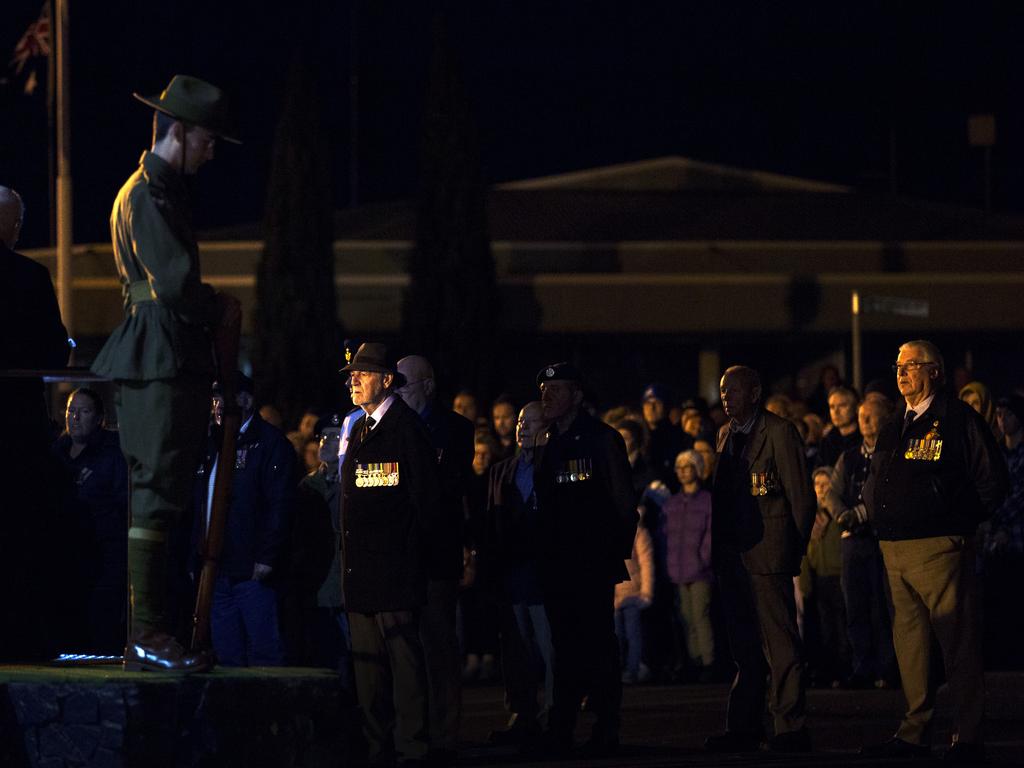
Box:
[711,410,815,575]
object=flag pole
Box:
[55,0,73,350]
[47,0,56,247]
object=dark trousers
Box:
[211,575,285,666]
[545,583,621,742]
[349,609,429,763]
[419,579,462,750]
[717,551,806,737]
[499,602,539,720]
[642,577,679,677]
[308,607,354,692]
[809,574,849,683]
[0,436,60,661]
[458,582,499,657]
[983,550,1024,670]
[841,534,895,680]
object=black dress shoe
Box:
[860,737,931,759]
[577,732,619,759]
[704,731,762,753]
[764,728,811,753]
[124,631,215,673]
[942,742,986,764]
[425,747,457,767]
[520,730,573,760]
[843,673,875,690]
[487,715,541,746]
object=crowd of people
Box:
[26,336,1021,764]
[4,73,1022,766]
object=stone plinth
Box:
[0,665,358,768]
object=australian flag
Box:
[7,2,51,95]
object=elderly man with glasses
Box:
[861,340,1008,763]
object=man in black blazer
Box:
[340,343,441,765]
[486,401,552,746]
[0,186,70,433]
[0,186,69,662]
[191,372,295,666]
[396,354,474,765]
[707,365,815,753]
[533,363,638,758]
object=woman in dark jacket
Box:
[51,387,128,654]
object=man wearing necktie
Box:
[861,340,1008,763]
[706,365,815,754]
[339,343,441,765]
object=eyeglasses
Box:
[396,378,426,393]
[892,361,935,375]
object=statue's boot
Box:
[123,526,214,673]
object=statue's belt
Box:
[126,280,156,304]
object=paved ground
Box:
[455,673,1024,767]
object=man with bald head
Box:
[707,365,815,753]
[0,186,70,661]
[0,186,70,423]
[396,354,474,765]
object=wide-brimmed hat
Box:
[339,342,406,387]
[134,75,240,144]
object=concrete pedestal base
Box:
[0,665,358,768]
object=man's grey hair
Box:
[899,340,945,385]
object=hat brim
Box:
[339,363,406,388]
[134,92,242,145]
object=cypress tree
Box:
[254,48,340,426]
[406,8,497,403]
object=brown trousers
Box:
[880,536,984,746]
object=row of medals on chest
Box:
[355,462,400,488]
[556,458,593,484]
[906,421,943,461]
[750,469,780,496]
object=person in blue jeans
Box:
[192,371,295,666]
[614,513,655,683]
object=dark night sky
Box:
[3,1,1024,249]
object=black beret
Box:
[536,362,582,387]
[314,412,344,437]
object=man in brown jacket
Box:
[707,365,815,753]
